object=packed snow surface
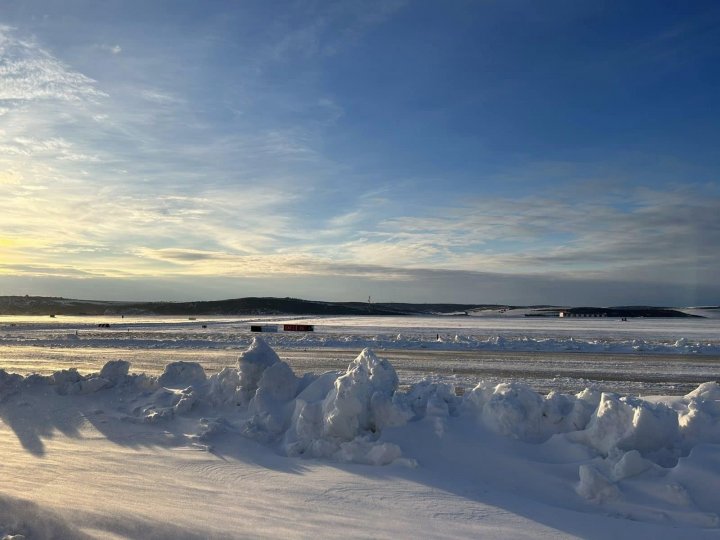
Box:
[2,314,719,396]
[1,338,719,538]
[2,314,719,355]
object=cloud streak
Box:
[0,27,105,103]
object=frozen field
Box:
[1,316,720,539]
[1,314,719,395]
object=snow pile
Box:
[282,348,409,465]
[99,359,130,385]
[243,348,301,439]
[0,370,23,401]
[158,361,207,388]
[210,339,409,464]
[103,338,409,465]
[677,382,720,449]
[236,338,284,405]
[2,338,720,528]
[568,393,679,461]
[51,368,109,395]
[457,377,720,463]
[133,386,199,422]
[3,338,720,467]
[464,382,599,443]
[4,338,720,465]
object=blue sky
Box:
[1,0,719,305]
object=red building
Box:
[283,324,314,332]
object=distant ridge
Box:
[0,296,702,318]
[0,296,490,316]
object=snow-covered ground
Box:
[2,313,719,355]
[1,317,719,538]
[1,314,718,395]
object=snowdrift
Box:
[1,338,719,529]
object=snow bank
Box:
[2,338,720,528]
[4,339,719,466]
[4,338,720,466]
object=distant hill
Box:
[0,296,704,318]
[0,296,490,316]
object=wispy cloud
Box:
[98,44,122,55]
[0,27,106,103]
[297,185,720,287]
[0,21,337,282]
[267,0,407,61]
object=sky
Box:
[1,0,719,306]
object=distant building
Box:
[283,324,314,332]
[250,325,279,332]
[559,310,608,318]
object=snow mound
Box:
[99,359,130,385]
[0,370,23,400]
[677,382,720,450]
[322,348,401,439]
[236,337,281,404]
[133,386,199,422]
[569,393,680,462]
[281,348,408,465]
[464,381,598,442]
[244,358,300,438]
[158,361,206,388]
[51,368,110,395]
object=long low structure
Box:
[250,325,279,332]
[250,324,314,332]
[559,311,608,318]
[283,324,314,332]
[558,306,699,318]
